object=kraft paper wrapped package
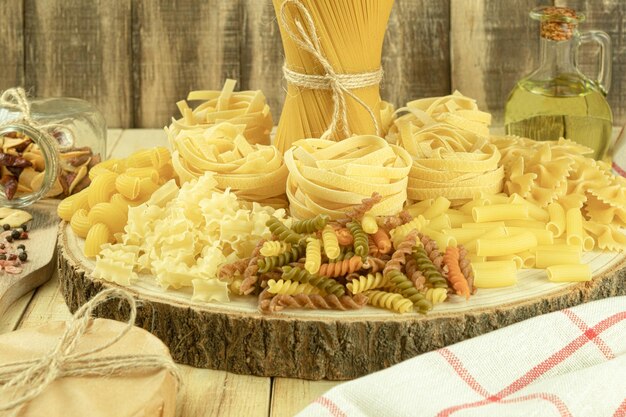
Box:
[0,289,179,417]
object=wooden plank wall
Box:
[0,0,624,128]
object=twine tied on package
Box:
[0,288,181,413]
[279,0,383,140]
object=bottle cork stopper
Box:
[538,7,579,41]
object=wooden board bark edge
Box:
[57,223,626,381]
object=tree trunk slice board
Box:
[58,222,626,380]
[0,200,59,316]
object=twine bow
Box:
[279,0,383,140]
[0,87,73,149]
[0,288,181,413]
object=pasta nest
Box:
[167,79,272,146]
[386,91,504,205]
[167,122,288,208]
[284,135,412,220]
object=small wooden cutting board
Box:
[0,199,59,316]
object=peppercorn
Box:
[6,235,13,243]
[11,229,21,240]
[17,244,25,251]
[2,224,9,231]
[20,224,27,232]
[18,252,27,262]
[0,254,6,260]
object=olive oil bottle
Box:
[504,7,613,160]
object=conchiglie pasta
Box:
[84,223,114,258]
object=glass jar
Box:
[0,95,106,207]
[504,6,613,160]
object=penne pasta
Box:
[487,254,523,269]
[459,198,488,215]
[427,214,451,231]
[472,261,517,288]
[422,196,451,219]
[503,219,548,229]
[507,194,549,222]
[405,198,434,217]
[546,202,566,238]
[476,231,537,257]
[443,228,485,245]
[546,264,591,282]
[464,226,508,252]
[462,221,505,230]
[517,251,536,269]
[535,250,581,268]
[505,227,553,245]
[535,244,581,253]
[446,210,474,228]
[472,204,529,223]
[566,208,584,247]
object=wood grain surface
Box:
[0,0,24,89]
[23,0,132,127]
[2,0,624,129]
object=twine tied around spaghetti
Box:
[279,0,383,140]
[0,288,182,413]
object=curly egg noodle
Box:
[167,122,288,207]
[388,91,504,205]
[284,135,412,220]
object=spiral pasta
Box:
[267,279,324,295]
[443,246,471,300]
[347,273,388,294]
[335,227,354,246]
[304,237,322,274]
[291,214,329,234]
[423,287,448,305]
[240,239,266,295]
[371,228,392,254]
[413,247,448,289]
[260,293,368,313]
[321,225,340,260]
[347,221,368,257]
[365,290,413,314]
[346,193,383,221]
[266,217,303,244]
[390,215,427,248]
[361,214,379,234]
[318,256,363,278]
[260,241,291,257]
[384,269,432,313]
[281,266,345,296]
[257,244,305,274]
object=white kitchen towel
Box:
[298,296,626,417]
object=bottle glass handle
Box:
[578,30,612,94]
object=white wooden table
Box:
[0,129,340,417]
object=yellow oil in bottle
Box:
[504,75,612,160]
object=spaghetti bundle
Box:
[273,0,394,152]
[167,79,273,146]
[284,135,411,220]
[387,92,503,205]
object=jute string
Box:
[0,87,68,147]
[0,288,182,413]
[279,0,383,140]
